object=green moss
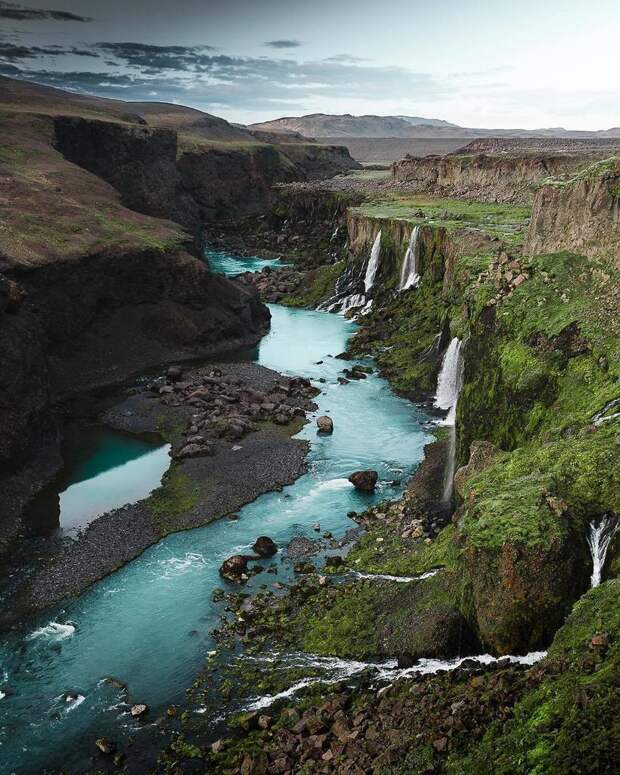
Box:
[346,524,461,576]
[297,584,384,658]
[499,341,557,394]
[448,581,620,775]
[461,423,620,551]
[148,464,200,531]
[281,261,345,308]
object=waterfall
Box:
[434,338,465,504]
[434,338,464,424]
[399,226,421,291]
[587,515,619,587]
[364,231,382,293]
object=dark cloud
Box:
[0,1,93,22]
[3,51,451,113]
[96,42,216,71]
[264,40,302,49]
[0,42,99,61]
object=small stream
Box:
[0,251,431,773]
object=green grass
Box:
[351,196,531,246]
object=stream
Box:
[0,251,431,773]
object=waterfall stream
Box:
[587,515,619,587]
[434,338,465,504]
[399,226,421,291]
[364,231,382,293]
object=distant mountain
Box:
[393,115,460,129]
[249,113,460,138]
[248,113,620,140]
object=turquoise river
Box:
[0,252,431,773]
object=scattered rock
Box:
[316,415,334,434]
[252,536,278,558]
[219,555,248,582]
[95,738,116,755]
[348,470,378,492]
[130,703,148,718]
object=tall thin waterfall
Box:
[587,515,619,587]
[434,338,464,423]
[434,338,465,504]
[364,231,382,293]
[399,226,421,291]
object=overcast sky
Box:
[1,0,619,129]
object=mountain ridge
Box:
[249,112,620,140]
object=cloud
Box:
[1,39,452,116]
[0,1,92,22]
[0,42,99,61]
[264,40,302,49]
[95,42,217,71]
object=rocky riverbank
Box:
[2,362,319,618]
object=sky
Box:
[0,0,619,129]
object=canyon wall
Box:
[391,153,591,204]
[524,158,620,262]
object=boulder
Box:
[95,738,116,755]
[348,470,378,492]
[252,536,278,558]
[130,703,149,718]
[219,555,248,581]
[316,415,334,434]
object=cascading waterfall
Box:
[398,226,421,291]
[587,514,619,587]
[364,231,382,293]
[434,338,465,504]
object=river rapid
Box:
[0,252,431,773]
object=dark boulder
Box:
[348,470,378,492]
[219,555,248,581]
[252,536,278,558]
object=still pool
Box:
[25,427,170,537]
[0,253,431,773]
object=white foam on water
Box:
[0,691,6,701]
[351,568,440,584]
[241,649,547,710]
[27,622,76,642]
[159,552,207,579]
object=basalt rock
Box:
[219,555,249,581]
[348,470,378,492]
[316,415,334,434]
[252,536,278,558]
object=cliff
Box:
[391,153,594,204]
[0,87,275,551]
[524,157,620,262]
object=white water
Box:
[364,232,382,293]
[587,515,619,587]
[434,338,464,419]
[434,338,465,503]
[399,226,421,291]
[350,568,440,583]
[241,649,547,711]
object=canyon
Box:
[0,77,619,775]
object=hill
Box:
[250,112,620,140]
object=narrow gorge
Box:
[0,67,619,775]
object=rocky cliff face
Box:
[392,153,591,204]
[524,158,620,262]
[0,247,269,550]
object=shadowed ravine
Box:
[0,253,431,773]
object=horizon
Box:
[0,0,619,129]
